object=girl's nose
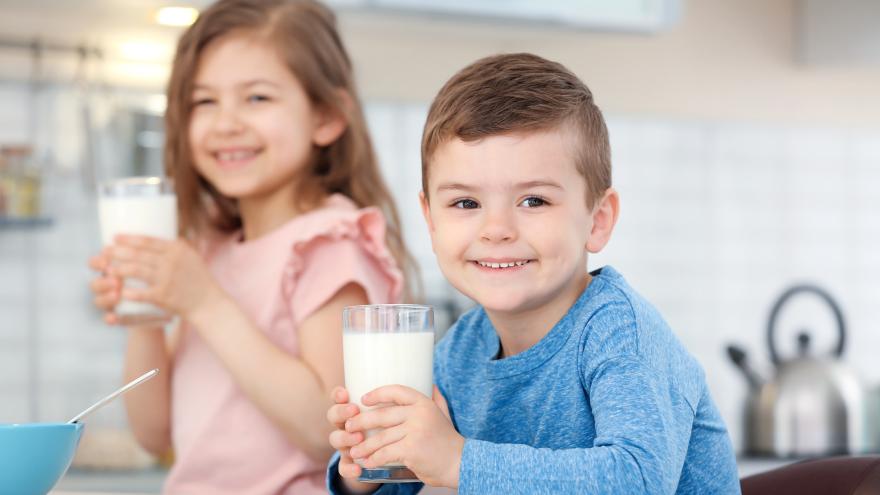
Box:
[480,210,517,243]
[212,104,245,134]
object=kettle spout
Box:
[726,344,764,390]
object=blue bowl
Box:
[0,423,84,495]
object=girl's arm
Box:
[121,324,176,457]
[186,281,367,462]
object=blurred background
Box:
[0,0,878,492]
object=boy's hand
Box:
[108,235,224,321]
[327,387,367,479]
[327,387,378,494]
[346,385,463,489]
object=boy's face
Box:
[421,128,617,317]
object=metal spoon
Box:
[68,369,159,424]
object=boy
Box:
[327,53,740,494]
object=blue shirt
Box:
[328,266,740,494]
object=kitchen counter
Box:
[51,468,167,494]
[48,460,793,494]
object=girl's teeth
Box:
[218,151,255,161]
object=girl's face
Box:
[188,33,343,202]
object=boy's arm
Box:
[458,356,694,495]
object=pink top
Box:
[164,194,403,494]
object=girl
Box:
[88,0,413,493]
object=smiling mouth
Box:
[473,260,533,269]
[213,149,260,164]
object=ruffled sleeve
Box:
[281,206,404,327]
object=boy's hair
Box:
[165,0,416,296]
[421,53,611,207]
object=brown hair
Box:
[165,0,417,298]
[421,53,611,207]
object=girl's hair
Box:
[165,0,417,299]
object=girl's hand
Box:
[108,235,224,320]
[88,247,123,324]
[346,385,463,489]
[327,387,367,479]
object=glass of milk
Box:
[342,304,435,483]
[97,176,178,326]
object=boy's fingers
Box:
[433,385,451,420]
[329,429,364,450]
[331,386,350,404]
[346,405,406,432]
[338,454,362,479]
[328,403,360,428]
[349,424,405,460]
[363,443,404,470]
[362,384,423,407]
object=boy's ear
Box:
[419,191,435,233]
[311,90,350,147]
[586,188,620,253]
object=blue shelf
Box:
[0,216,54,229]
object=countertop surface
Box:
[49,459,794,494]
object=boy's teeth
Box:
[478,260,530,269]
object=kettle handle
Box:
[767,284,846,365]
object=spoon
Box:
[68,369,159,424]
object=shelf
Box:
[0,216,54,229]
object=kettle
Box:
[726,284,875,457]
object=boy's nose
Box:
[480,211,517,243]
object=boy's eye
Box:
[452,199,479,209]
[519,196,547,208]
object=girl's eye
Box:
[452,199,479,209]
[519,196,547,208]
[191,98,215,107]
[247,94,270,103]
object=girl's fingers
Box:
[93,293,119,310]
[115,235,169,253]
[349,424,406,461]
[89,276,118,294]
[122,287,157,304]
[88,255,106,271]
[103,313,119,325]
[110,246,163,269]
[109,262,154,283]
[346,405,406,433]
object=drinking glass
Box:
[98,177,177,326]
[342,304,435,483]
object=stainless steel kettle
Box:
[726,284,875,457]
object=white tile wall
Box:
[1,90,879,454]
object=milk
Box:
[98,192,177,324]
[343,331,435,410]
